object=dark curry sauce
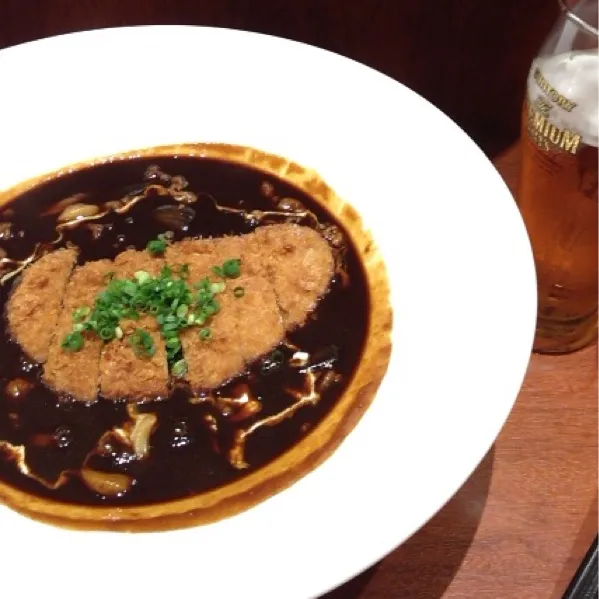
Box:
[0,156,369,506]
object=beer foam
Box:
[527,50,598,147]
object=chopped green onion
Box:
[194,277,210,291]
[147,238,167,256]
[233,286,245,298]
[222,258,241,278]
[60,253,234,369]
[203,300,219,316]
[211,266,224,278]
[210,281,226,294]
[128,329,156,358]
[72,306,91,322]
[99,326,116,341]
[166,337,181,349]
[178,264,190,279]
[134,270,151,284]
[176,304,189,318]
[61,331,84,352]
[121,281,137,296]
[172,359,188,378]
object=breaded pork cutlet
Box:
[166,236,284,391]
[6,224,336,401]
[166,238,244,390]
[6,248,77,363]
[44,260,113,402]
[99,250,169,401]
[253,224,335,330]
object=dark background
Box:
[0,0,559,156]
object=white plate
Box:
[0,26,536,599]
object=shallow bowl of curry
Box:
[0,25,536,599]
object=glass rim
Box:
[559,0,599,37]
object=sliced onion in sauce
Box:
[289,351,310,368]
[0,222,12,240]
[170,175,188,191]
[42,193,88,216]
[228,399,262,422]
[57,202,100,223]
[319,224,345,248]
[130,413,157,458]
[145,165,171,183]
[277,197,305,212]
[152,205,195,229]
[103,200,121,211]
[86,223,106,240]
[172,190,197,204]
[5,378,33,400]
[80,468,133,496]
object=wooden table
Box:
[323,145,598,599]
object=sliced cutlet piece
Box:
[251,224,334,331]
[99,250,169,401]
[166,238,244,390]
[7,248,77,363]
[215,235,284,364]
[44,259,113,402]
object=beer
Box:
[518,45,598,353]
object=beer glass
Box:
[518,0,598,354]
